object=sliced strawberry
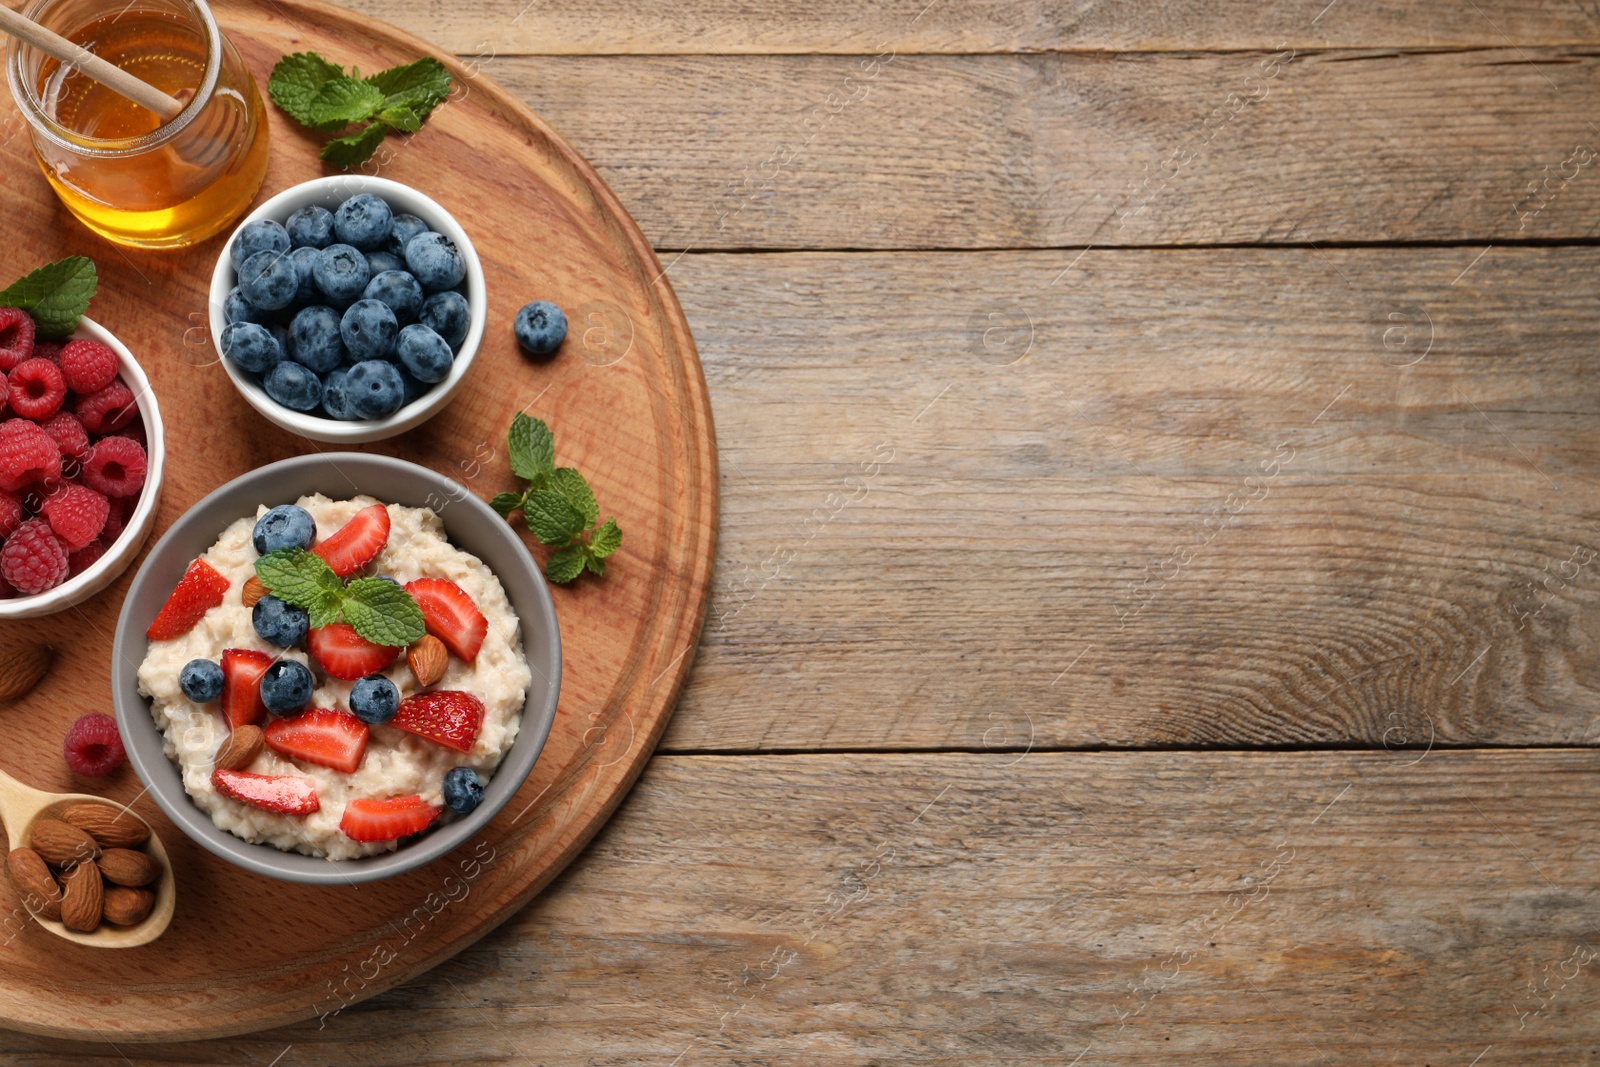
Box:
[405,578,488,662]
[220,648,273,729]
[390,690,485,753]
[263,707,369,773]
[211,768,319,816]
[146,558,230,640]
[307,623,401,681]
[312,503,390,578]
[339,795,440,842]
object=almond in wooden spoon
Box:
[6,848,62,921]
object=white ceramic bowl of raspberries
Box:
[0,316,164,619]
[208,176,486,445]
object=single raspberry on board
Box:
[0,309,35,372]
[82,435,146,498]
[7,358,66,420]
[0,419,62,493]
[0,517,68,595]
[75,378,137,435]
[41,483,108,550]
[58,338,118,394]
[37,411,89,461]
[62,713,125,777]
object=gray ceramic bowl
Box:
[111,454,560,885]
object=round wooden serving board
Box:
[0,0,716,1041]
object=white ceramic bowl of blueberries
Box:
[208,176,488,444]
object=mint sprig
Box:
[495,413,622,584]
[268,53,452,166]
[0,257,97,339]
[254,548,425,646]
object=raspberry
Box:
[37,411,89,460]
[58,338,117,394]
[111,418,146,450]
[74,378,136,435]
[0,570,13,598]
[0,490,19,537]
[62,713,125,777]
[7,358,66,420]
[30,340,62,364]
[0,308,35,372]
[40,483,108,550]
[0,518,68,595]
[82,436,146,498]
[67,538,106,575]
[0,419,62,492]
[101,494,130,543]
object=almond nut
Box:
[97,848,160,887]
[59,861,102,931]
[214,725,264,771]
[101,885,154,927]
[407,634,448,688]
[29,819,100,868]
[0,644,51,703]
[241,576,268,608]
[6,848,62,921]
[60,803,150,849]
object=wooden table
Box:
[7,0,1600,1062]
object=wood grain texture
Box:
[472,49,1600,249]
[324,0,1600,54]
[3,750,1596,1064]
[661,246,1600,752]
[0,0,715,1040]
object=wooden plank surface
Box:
[472,49,1600,249]
[659,246,1600,752]
[326,0,1600,54]
[1,750,1595,1064]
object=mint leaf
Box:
[0,257,97,339]
[524,489,586,545]
[255,548,343,610]
[508,414,555,482]
[546,545,586,584]
[551,467,598,528]
[306,77,385,129]
[589,517,622,559]
[307,590,344,629]
[319,121,391,167]
[583,551,606,577]
[489,492,523,519]
[268,52,346,125]
[377,106,421,134]
[343,577,426,646]
[366,56,451,116]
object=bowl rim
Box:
[0,315,165,619]
[207,175,488,444]
[110,453,562,885]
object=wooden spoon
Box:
[0,770,175,948]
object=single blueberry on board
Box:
[220,321,283,374]
[253,504,317,553]
[238,249,300,311]
[260,659,315,715]
[179,659,224,703]
[230,218,290,270]
[514,300,567,355]
[403,231,466,291]
[286,204,336,249]
[418,290,470,351]
[340,299,399,362]
[334,193,394,251]
[345,359,406,419]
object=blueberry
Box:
[321,368,355,420]
[418,290,470,351]
[365,250,403,277]
[385,214,429,257]
[442,767,484,814]
[396,323,454,384]
[224,286,273,327]
[179,658,224,703]
[238,249,300,311]
[265,360,324,411]
[334,193,393,251]
[514,300,567,355]
[287,305,345,374]
[372,575,401,586]
[253,595,310,648]
[340,299,399,361]
[349,673,400,725]
[363,270,424,324]
[260,659,314,715]
[286,203,336,249]
[345,360,406,419]
[253,504,316,553]
[313,244,372,308]
[219,321,283,374]
[398,366,428,406]
[286,245,322,305]
[404,231,466,291]
[230,218,290,271]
